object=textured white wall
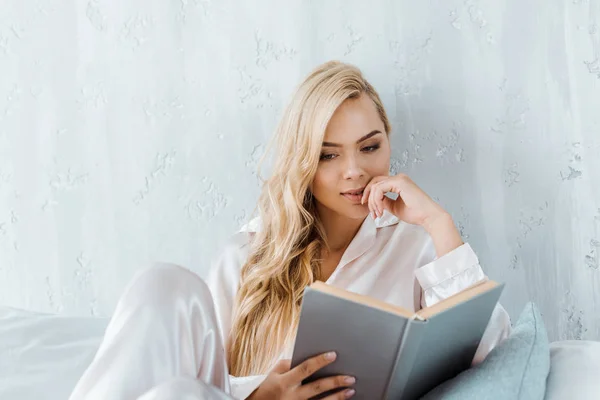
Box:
[0,0,599,342]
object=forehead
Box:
[323,94,385,142]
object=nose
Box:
[342,154,364,180]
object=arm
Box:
[415,217,512,364]
[362,173,512,364]
[206,233,268,399]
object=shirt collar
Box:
[239,211,399,272]
[238,210,399,233]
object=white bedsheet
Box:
[0,307,108,400]
[545,340,600,400]
[1,306,600,400]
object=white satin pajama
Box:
[70,211,512,399]
[69,263,235,400]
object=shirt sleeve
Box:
[229,375,268,400]
[206,235,244,351]
[206,233,269,399]
[414,241,512,365]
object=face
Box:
[311,93,391,221]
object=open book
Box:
[290,280,504,400]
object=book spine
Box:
[382,318,425,399]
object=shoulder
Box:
[213,214,263,270]
[211,231,254,273]
[207,215,262,286]
[206,230,255,292]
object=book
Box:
[290,279,505,400]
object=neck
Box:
[317,206,365,253]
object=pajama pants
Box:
[70,263,237,400]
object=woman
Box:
[70,61,511,400]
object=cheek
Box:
[366,150,391,175]
[311,168,337,200]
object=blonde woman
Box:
[70,61,511,400]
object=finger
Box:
[360,176,386,205]
[371,182,386,218]
[283,352,337,386]
[378,188,387,217]
[368,185,377,219]
[361,181,374,205]
[383,195,397,211]
[367,177,391,217]
[369,181,385,218]
[322,388,356,399]
[272,359,292,374]
[360,188,367,205]
[366,180,378,218]
[373,178,405,217]
[298,375,356,399]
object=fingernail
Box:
[344,376,356,384]
[345,389,356,398]
[324,351,336,360]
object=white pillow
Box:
[545,340,600,400]
[0,306,108,400]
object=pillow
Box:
[421,302,550,400]
[0,306,108,400]
[544,340,600,400]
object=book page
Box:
[416,280,499,320]
[310,281,415,319]
[310,280,499,321]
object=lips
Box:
[341,187,366,204]
[341,187,365,196]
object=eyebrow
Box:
[322,130,382,147]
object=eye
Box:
[320,153,337,161]
[362,143,380,153]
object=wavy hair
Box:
[227,61,391,376]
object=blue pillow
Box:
[420,302,550,400]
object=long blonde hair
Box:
[227,61,391,376]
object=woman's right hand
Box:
[247,351,356,399]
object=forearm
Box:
[423,212,464,258]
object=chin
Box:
[315,198,370,221]
[340,205,370,220]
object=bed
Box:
[1,306,599,399]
